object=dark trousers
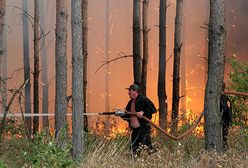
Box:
[131,124,153,154]
[223,125,229,149]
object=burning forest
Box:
[0,0,247,167]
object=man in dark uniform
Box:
[121,84,157,155]
[220,82,232,149]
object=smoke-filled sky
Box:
[4,0,248,125]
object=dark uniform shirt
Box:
[220,94,232,128]
[124,94,156,128]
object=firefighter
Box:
[220,82,232,149]
[121,84,157,155]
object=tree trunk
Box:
[0,0,5,76]
[22,0,32,136]
[82,0,88,132]
[33,0,40,134]
[40,0,49,130]
[105,0,110,131]
[0,0,6,111]
[171,0,183,134]
[55,0,68,143]
[141,0,149,96]
[180,0,186,122]
[0,0,5,102]
[158,0,168,130]
[72,0,84,160]
[133,0,141,85]
[204,0,226,152]
[1,19,7,110]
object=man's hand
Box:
[115,109,125,116]
[136,111,144,118]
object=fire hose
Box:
[124,110,204,141]
[1,91,246,141]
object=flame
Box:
[185,106,204,136]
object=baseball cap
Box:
[126,84,140,91]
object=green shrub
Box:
[227,57,248,128]
[0,161,7,168]
[23,131,75,168]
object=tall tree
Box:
[33,0,40,134]
[171,0,183,133]
[0,0,5,79]
[71,0,84,160]
[141,0,149,96]
[82,0,88,131]
[40,0,49,129]
[158,0,168,129]
[0,0,7,112]
[133,0,141,85]
[55,0,68,142]
[180,0,186,121]
[22,0,32,135]
[204,0,226,152]
[105,0,110,130]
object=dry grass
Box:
[80,128,248,168]
[0,126,247,168]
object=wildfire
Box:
[185,108,204,136]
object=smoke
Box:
[226,0,248,60]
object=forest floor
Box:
[0,126,247,168]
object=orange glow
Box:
[185,107,204,136]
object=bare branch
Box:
[95,52,133,73]
[166,52,174,63]
[0,79,30,140]
[18,93,31,139]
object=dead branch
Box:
[18,93,31,139]
[95,52,133,73]
[0,79,29,140]
[8,5,49,39]
[166,52,174,63]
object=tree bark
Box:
[158,0,168,130]
[141,0,149,96]
[0,0,6,112]
[72,0,84,160]
[133,0,141,85]
[33,0,40,134]
[0,0,5,78]
[22,0,32,136]
[204,0,226,152]
[171,0,183,134]
[55,0,68,142]
[105,0,110,131]
[82,0,88,132]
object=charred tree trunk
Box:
[33,0,40,134]
[72,0,84,160]
[133,0,141,85]
[1,6,7,116]
[105,0,110,131]
[180,0,186,122]
[55,0,68,143]
[40,0,49,130]
[0,0,5,79]
[141,0,149,96]
[22,0,32,136]
[0,0,6,110]
[158,0,168,130]
[171,0,183,134]
[204,0,226,152]
[82,0,88,132]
